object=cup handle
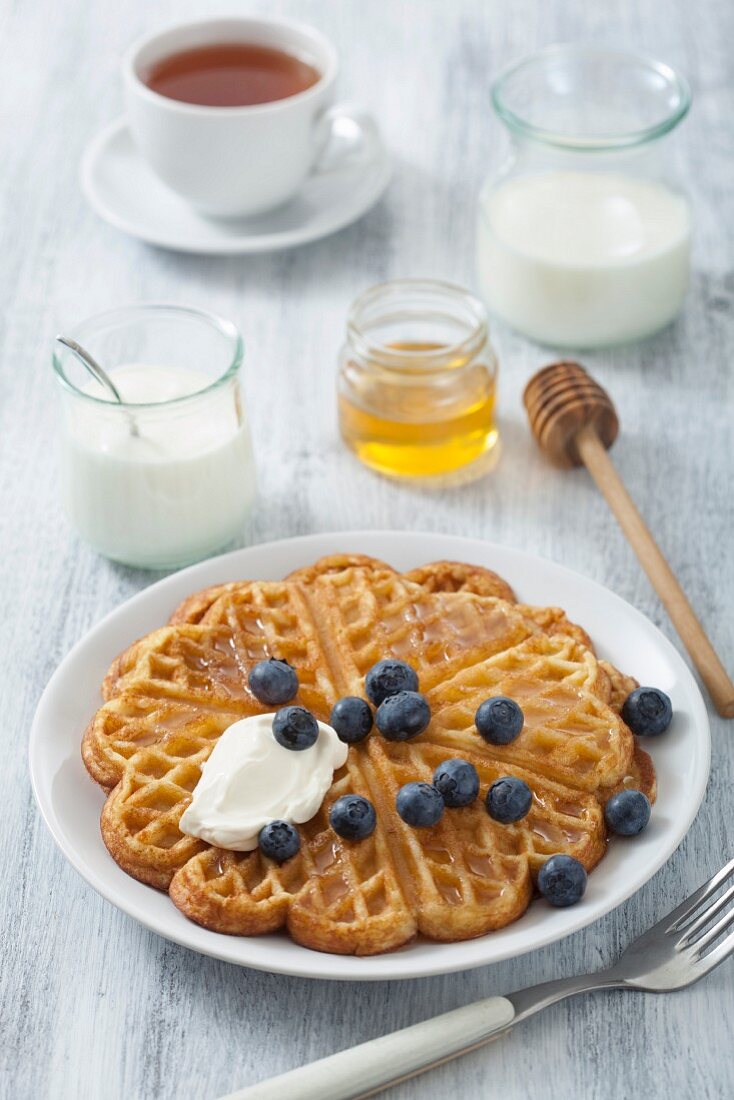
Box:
[312,102,381,174]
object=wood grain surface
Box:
[1,1,732,1098]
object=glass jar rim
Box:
[347,279,489,371]
[52,302,243,409]
[492,44,691,152]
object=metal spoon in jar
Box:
[55,335,139,436]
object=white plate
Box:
[80,118,391,254]
[30,531,710,981]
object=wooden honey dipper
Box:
[524,361,734,718]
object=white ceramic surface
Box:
[80,117,390,253]
[29,530,710,982]
[124,16,374,217]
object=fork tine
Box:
[690,900,734,957]
[679,882,734,945]
[692,926,734,977]
[662,856,734,932]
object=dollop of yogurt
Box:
[179,714,349,850]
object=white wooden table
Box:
[2,0,733,1097]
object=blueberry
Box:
[604,789,651,836]
[329,795,377,840]
[475,697,524,744]
[538,854,587,907]
[365,659,419,706]
[258,820,301,862]
[375,691,431,741]
[249,658,298,705]
[433,759,480,807]
[272,706,319,751]
[330,697,373,744]
[622,687,673,736]
[485,776,533,823]
[396,782,444,827]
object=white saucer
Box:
[30,531,710,982]
[80,117,391,254]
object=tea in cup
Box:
[124,17,378,217]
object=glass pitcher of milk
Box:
[477,46,692,348]
[53,304,256,570]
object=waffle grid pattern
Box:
[423,633,633,792]
[365,739,605,935]
[169,757,417,954]
[310,567,540,695]
[88,555,651,955]
[84,581,337,787]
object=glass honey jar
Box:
[338,280,499,482]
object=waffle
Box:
[168,739,607,950]
[403,560,516,602]
[169,557,596,681]
[167,554,393,626]
[297,564,543,697]
[88,554,654,955]
[86,564,544,788]
[84,579,339,789]
[421,632,633,794]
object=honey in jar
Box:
[338,280,499,481]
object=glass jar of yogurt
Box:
[477,46,692,348]
[53,304,256,570]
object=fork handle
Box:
[220,996,516,1100]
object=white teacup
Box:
[123,16,378,218]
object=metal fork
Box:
[224,857,734,1100]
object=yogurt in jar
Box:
[62,363,255,569]
[477,171,691,347]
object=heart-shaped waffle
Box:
[86,556,654,955]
